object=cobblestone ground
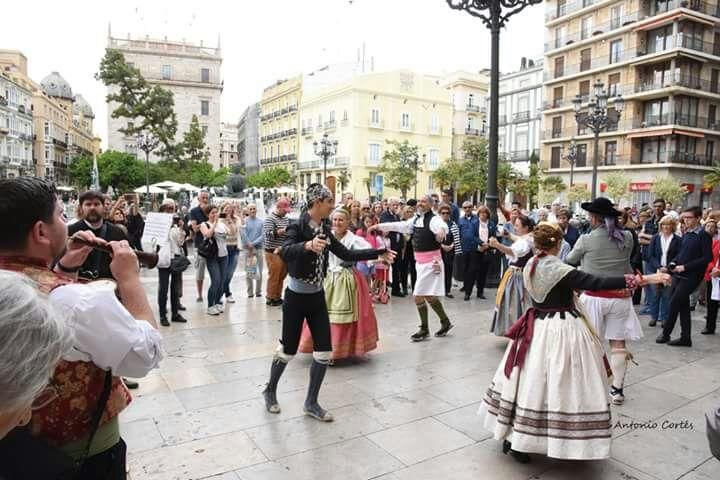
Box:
[123,268,720,480]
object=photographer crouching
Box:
[0,177,163,480]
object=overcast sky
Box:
[1,0,544,147]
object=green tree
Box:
[182,115,209,164]
[378,140,419,198]
[497,160,520,204]
[68,155,93,189]
[526,152,540,208]
[190,162,228,187]
[566,184,590,204]
[96,49,179,159]
[459,139,488,199]
[433,158,463,193]
[99,151,147,192]
[247,167,293,189]
[705,166,720,188]
[651,176,689,205]
[602,171,630,203]
[337,169,351,193]
[538,175,567,205]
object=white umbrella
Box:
[276,186,296,194]
[152,181,185,191]
[180,183,201,192]
[134,185,167,194]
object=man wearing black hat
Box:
[566,197,639,406]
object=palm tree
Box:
[705,166,720,188]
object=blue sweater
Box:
[458,214,480,253]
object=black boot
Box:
[262,357,287,414]
[160,315,170,327]
[304,360,333,422]
[502,440,531,464]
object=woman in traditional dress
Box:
[298,207,379,361]
[488,215,535,336]
[479,223,670,463]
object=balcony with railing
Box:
[399,121,414,132]
[631,113,715,130]
[634,72,720,95]
[545,0,598,22]
[324,120,337,130]
[513,111,531,123]
[369,119,384,129]
[466,104,480,113]
[509,150,531,162]
[465,128,481,136]
[428,125,443,135]
[545,11,642,52]
[302,126,313,136]
[631,150,717,166]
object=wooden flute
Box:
[70,236,159,269]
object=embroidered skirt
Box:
[478,312,612,460]
[299,268,379,359]
[491,266,527,336]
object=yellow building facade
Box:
[259,76,301,173]
[297,70,453,200]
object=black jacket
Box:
[675,228,713,278]
[67,219,128,280]
[380,209,404,252]
[646,233,681,273]
[280,213,386,284]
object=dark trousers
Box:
[397,253,410,294]
[391,251,403,294]
[73,438,127,480]
[408,257,417,290]
[462,251,489,296]
[281,288,331,354]
[158,266,181,317]
[663,274,703,340]
[707,280,718,333]
[442,251,454,295]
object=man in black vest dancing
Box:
[370,194,453,341]
[262,184,395,422]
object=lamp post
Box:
[572,80,624,200]
[562,138,577,187]
[313,133,338,186]
[447,0,542,219]
[136,132,159,212]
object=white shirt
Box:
[508,236,532,263]
[478,220,489,244]
[660,233,673,267]
[49,283,164,378]
[376,212,449,239]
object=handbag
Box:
[197,223,218,259]
[170,255,191,273]
[0,371,112,479]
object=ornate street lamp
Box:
[446,0,542,219]
[572,79,624,200]
[136,132,159,211]
[313,133,338,186]
[562,137,577,187]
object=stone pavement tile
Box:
[274,437,404,480]
[199,473,240,480]
[159,353,213,373]
[204,343,278,364]
[174,378,259,411]
[530,458,658,480]
[159,330,209,355]
[245,405,385,460]
[263,381,373,419]
[128,430,266,480]
[346,366,449,398]
[121,418,166,454]
[639,361,720,401]
[206,357,280,382]
[611,417,713,480]
[121,391,185,423]
[367,417,474,466]
[355,388,455,428]
[420,371,494,407]
[129,373,171,398]
[162,366,219,391]
[154,398,281,445]
[433,402,493,442]
[613,383,691,422]
[391,441,553,480]
[235,461,294,480]
[679,458,720,480]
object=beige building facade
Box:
[543,0,720,207]
[219,121,239,168]
[297,70,453,200]
[106,31,223,167]
[442,70,489,161]
[259,76,301,172]
[0,54,34,179]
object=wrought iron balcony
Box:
[513,111,531,123]
[302,127,313,136]
[466,104,480,113]
[465,128,480,136]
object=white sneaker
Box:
[226,295,236,303]
[216,303,225,313]
[206,305,220,316]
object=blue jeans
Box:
[649,284,671,322]
[223,246,239,297]
[207,255,228,308]
[641,261,656,311]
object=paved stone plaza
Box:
[123,270,720,480]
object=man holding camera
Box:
[657,206,713,346]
